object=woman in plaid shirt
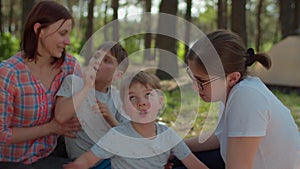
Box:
[0,1,81,169]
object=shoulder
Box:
[64,53,78,65]
[64,74,83,83]
[110,86,120,94]
[114,121,131,131]
[229,76,270,104]
[110,87,122,101]
[112,121,138,136]
[0,53,24,78]
[61,74,83,87]
[156,122,169,132]
[61,54,82,76]
[155,122,180,137]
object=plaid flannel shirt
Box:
[0,52,81,164]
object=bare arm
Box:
[63,150,101,169]
[11,117,81,144]
[181,153,209,169]
[55,67,96,124]
[226,137,261,169]
[55,87,91,123]
[185,132,220,152]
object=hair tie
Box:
[246,48,255,66]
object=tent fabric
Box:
[252,35,300,87]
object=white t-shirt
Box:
[91,122,191,169]
[56,74,128,159]
[215,76,300,169]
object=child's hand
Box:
[165,155,175,169]
[164,162,174,169]
[93,100,119,127]
[63,161,87,169]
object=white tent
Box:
[252,35,300,87]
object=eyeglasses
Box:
[186,67,222,90]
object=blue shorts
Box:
[91,159,111,169]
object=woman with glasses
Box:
[176,30,299,169]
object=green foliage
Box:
[159,84,219,137]
[272,90,300,128]
[123,35,142,55]
[0,32,20,63]
[68,32,82,54]
[177,42,185,62]
[198,5,217,33]
[67,32,85,65]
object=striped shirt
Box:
[0,52,81,164]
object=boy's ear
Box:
[112,70,124,81]
[159,95,164,109]
[226,72,241,87]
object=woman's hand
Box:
[49,117,81,138]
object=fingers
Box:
[64,132,76,138]
[70,117,80,123]
[84,66,96,77]
[62,117,82,133]
[83,66,96,88]
[92,101,108,113]
[164,162,174,169]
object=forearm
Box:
[185,133,219,152]
[76,150,100,168]
[182,153,209,169]
[55,86,90,123]
[11,122,53,144]
[107,118,119,127]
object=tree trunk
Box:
[112,0,119,41]
[255,0,263,52]
[66,0,77,15]
[217,0,227,29]
[231,0,247,46]
[86,0,94,41]
[103,0,109,41]
[0,0,3,34]
[279,0,293,38]
[84,0,95,65]
[224,0,227,28]
[184,0,192,64]
[22,0,35,36]
[156,0,178,80]
[294,0,300,32]
[8,0,15,34]
[143,0,152,62]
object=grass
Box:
[159,83,220,138]
[159,83,300,138]
[272,90,300,126]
